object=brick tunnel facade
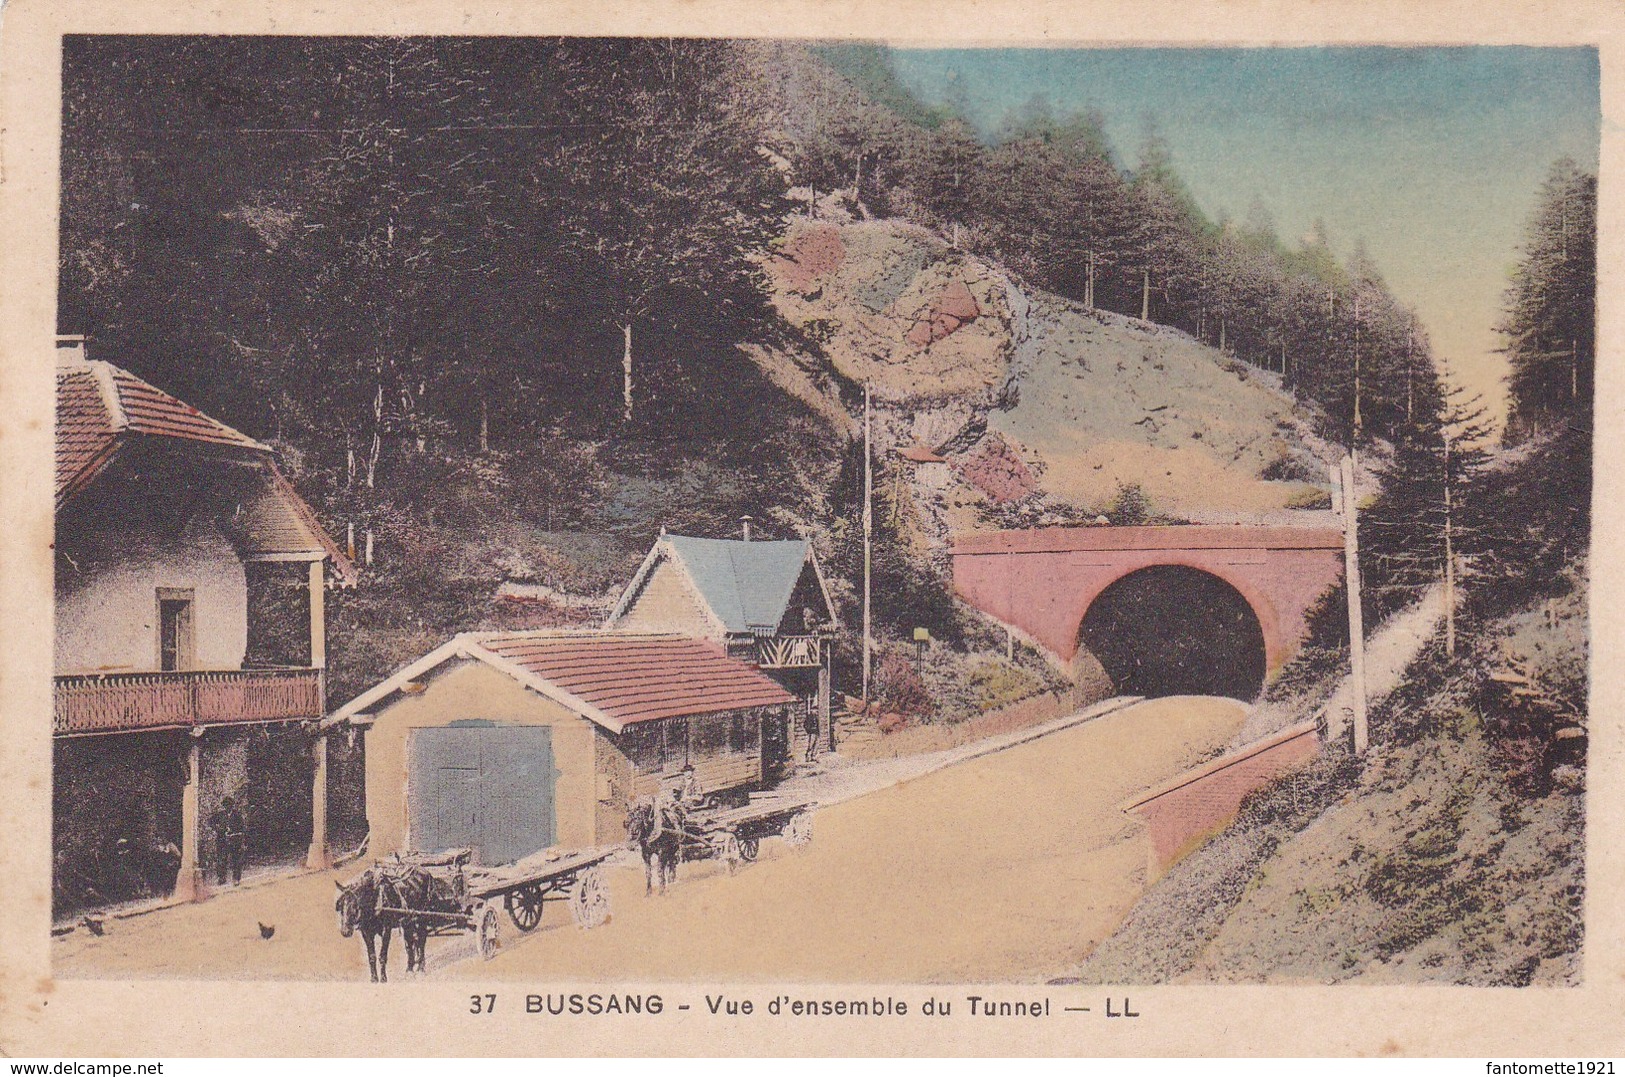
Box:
[951,525,1346,695]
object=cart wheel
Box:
[570,867,610,929]
[506,885,544,932]
[475,902,500,960]
[738,835,760,862]
[784,811,813,848]
[718,832,742,874]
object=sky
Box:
[888,47,1599,424]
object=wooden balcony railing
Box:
[54,668,324,736]
[752,635,824,669]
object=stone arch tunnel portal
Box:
[1076,565,1268,701]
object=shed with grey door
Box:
[328,629,799,866]
[408,723,558,866]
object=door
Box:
[762,708,790,783]
[408,724,557,865]
[157,590,195,672]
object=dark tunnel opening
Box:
[1077,565,1267,701]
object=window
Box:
[693,714,729,756]
[622,723,663,771]
[727,712,755,754]
[662,718,689,768]
[156,589,195,672]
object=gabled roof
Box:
[230,468,360,584]
[56,356,266,505]
[325,630,796,734]
[56,352,357,583]
[607,533,838,636]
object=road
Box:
[53,695,1247,983]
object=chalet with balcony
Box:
[604,530,839,777]
[53,340,356,917]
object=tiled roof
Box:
[56,356,265,504]
[55,364,122,504]
[225,468,360,583]
[478,632,795,728]
[55,353,357,583]
[106,364,263,450]
[661,535,811,634]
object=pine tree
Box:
[1500,158,1596,441]
[1361,372,1490,625]
[543,39,787,425]
[902,115,985,246]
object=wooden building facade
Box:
[605,531,840,761]
[52,340,357,918]
[327,631,797,865]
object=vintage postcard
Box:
[2,0,1623,1058]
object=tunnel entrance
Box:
[1077,565,1266,701]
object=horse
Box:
[627,797,683,895]
[335,868,394,983]
[373,856,467,975]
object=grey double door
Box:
[408,724,557,865]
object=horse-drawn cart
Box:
[679,792,817,867]
[476,847,615,937]
[629,790,818,893]
[376,846,616,961]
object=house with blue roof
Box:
[605,529,839,779]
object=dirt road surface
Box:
[53,696,1246,983]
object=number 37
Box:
[470,994,497,1014]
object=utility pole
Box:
[1339,453,1369,755]
[1444,434,1456,657]
[1352,293,1362,441]
[862,382,874,706]
[1405,321,1415,424]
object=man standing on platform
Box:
[211,796,246,886]
[802,705,820,763]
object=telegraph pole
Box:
[1339,453,1369,755]
[862,382,874,705]
[1352,293,1362,439]
[1444,433,1456,657]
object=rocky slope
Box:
[755,214,1337,559]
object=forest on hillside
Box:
[58,37,1593,706]
[61,38,1466,472]
[1074,148,1593,986]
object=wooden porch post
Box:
[174,733,205,902]
[306,733,330,870]
[308,560,326,669]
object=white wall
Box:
[55,513,248,674]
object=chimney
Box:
[56,334,87,361]
[740,516,753,542]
